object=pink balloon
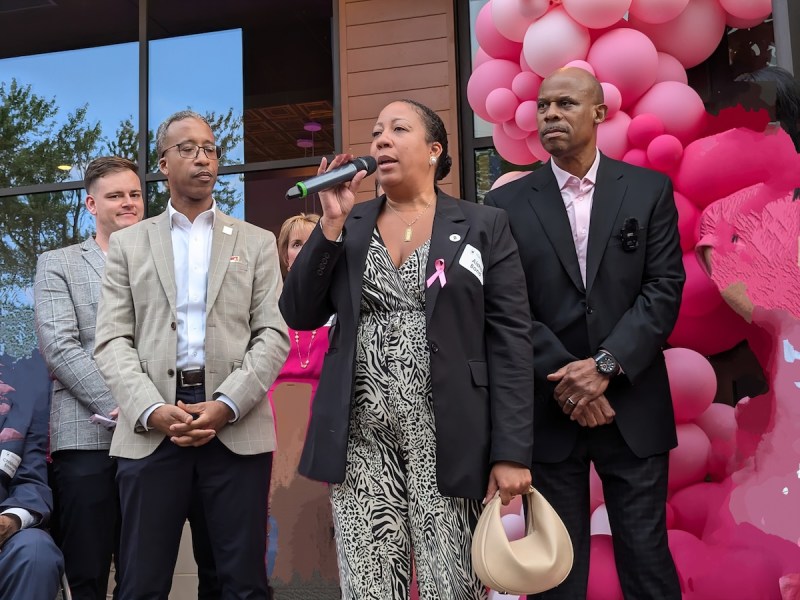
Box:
[486,87,520,122]
[503,119,531,140]
[689,547,782,600]
[526,133,551,162]
[629,0,690,24]
[668,423,711,489]
[564,59,595,76]
[588,29,659,108]
[632,81,706,144]
[655,52,688,84]
[518,0,550,19]
[695,403,737,480]
[718,0,771,21]
[590,504,611,536]
[563,0,632,29]
[515,100,539,132]
[673,191,699,253]
[665,502,676,529]
[491,170,532,190]
[587,536,623,600]
[622,148,650,169]
[474,48,493,69]
[665,347,717,423]
[493,123,537,165]
[501,513,526,541]
[522,7,590,78]
[668,529,711,590]
[646,134,683,172]
[590,463,604,512]
[668,301,749,355]
[597,111,631,160]
[492,0,536,43]
[476,1,524,61]
[512,71,542,101]
[627,113,664,149]
[467,59,521,122]
[629,0,726,68]
[601,82,622,118]
[725,13,766,29]
[670,482,721,537]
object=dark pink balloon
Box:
[622,148,651,169]
[673,191,699,253]
[586,535,623,600]
[680,252,723,318]
[627,113,664,149]
[647,134,683,172]
[668,301,749,355]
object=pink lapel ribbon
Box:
[426,258,447,289]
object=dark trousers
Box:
[51,450,120,600]
[0,528,63,600]
[528,423,680,600]
[115,386,272,600]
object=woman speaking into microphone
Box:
[279,99,535,600]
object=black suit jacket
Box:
[485,155,685,463]
[279,191,534,499]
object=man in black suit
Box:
[485,67,685,599]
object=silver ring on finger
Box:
[567,397,576,406]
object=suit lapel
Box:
[81,237,105,277]
[585,156,626,294]
[425,192,469,325]
[526,167,585,293]
[147,213,177,313]
[206,212,238,314]
[345,198,382,324]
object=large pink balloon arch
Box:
[470,1,800,598]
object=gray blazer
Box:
[94,209,289,459]
[34,236,116,452]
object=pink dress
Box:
[268,327,330,402]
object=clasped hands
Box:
[548,358,615,428]
[147,401,233,447]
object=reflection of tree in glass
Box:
[107,109,243,216]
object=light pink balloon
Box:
[629,0,690,24]
[719,0,771,21]
[512,71,542,101]
[523,6,590,77]
[665,346,717,423]
[515,100,539,131]
[589,463,604,512]
[632,81,706,144]
[627,113,665,149]
[476,0,524,61]
[493,123,537,165]
[668,423,711,489]
[564,59,595,76]
[590,504,611,536]
[491,170,532,190]
[588,29,659,108]
[673,191,699,253]
[518,0,550,19]
[587,536,623,600]
[597,110,631,160]
[655,52,688,84]
[501,513,526,541]
[681,251,723,317]
[473,48,493,69]
[503,119,531,140]
[486,87,521,123]
[563,0,632,29]
[526,132,551,162]
[622,148,651,169]
[695,403,737,480]
[725,13,766,29]
[493,0,536,43]
[467,59,521,122]
[629,0,726,68]
[600,82,622,118]
[646,134,683,172]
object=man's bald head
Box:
[547,67,605,104]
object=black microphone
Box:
[285,156,377,200]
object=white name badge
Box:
[0,449,21,479]
[459,244,484,285]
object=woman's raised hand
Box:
[317,153,368,240]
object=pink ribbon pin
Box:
[426,258,447,289]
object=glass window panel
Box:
[469,0,493,139]
[474,148,541,204]
[0,43,138,188]
[147,173,245,221]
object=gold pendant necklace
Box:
[386,200,431,242]
[294,329,317,369]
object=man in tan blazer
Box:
[94,110,289,599]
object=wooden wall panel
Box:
[339,0,460,202]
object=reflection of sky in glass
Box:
[149,29,244,165]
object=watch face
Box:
[596,354,617,375]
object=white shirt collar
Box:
[550,149,601,190]
[167,199,217,230]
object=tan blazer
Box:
[94,209,289,460]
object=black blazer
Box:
[485,155,685,462]
[279,191,534,499]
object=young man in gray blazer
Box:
[94,112,288,599]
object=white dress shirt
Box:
[140,200,239,428]
[1,508,34,529]
[551,149,601,286]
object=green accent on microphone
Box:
[296,181,308,198]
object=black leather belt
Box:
[177,368,205,388]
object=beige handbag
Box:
[471,486,574,596]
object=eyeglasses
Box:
[161,142,223,160]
